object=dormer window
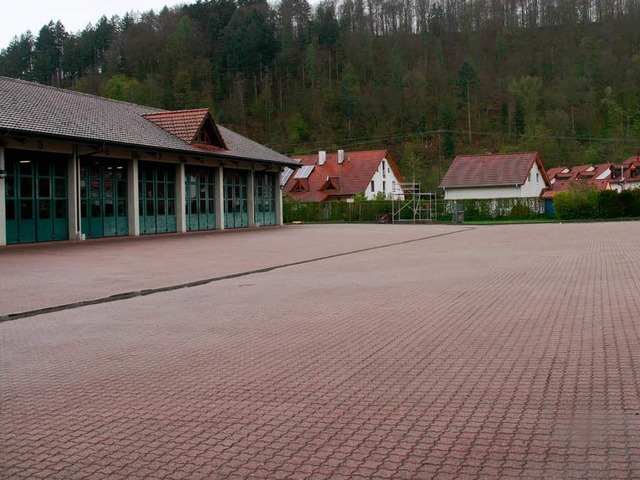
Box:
[194,129,210,144]
[291,179,310,192]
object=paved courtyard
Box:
[1,222,639,479]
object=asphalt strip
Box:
[0,226,474,323]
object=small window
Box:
[371,180,375,192]
[536,173,540,182]
[195,129,210,144]
[383,181,386,192]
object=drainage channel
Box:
[0,227,474,323]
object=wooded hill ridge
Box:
[1,0,639,188]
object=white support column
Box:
[276,169,284,226]
[247,169,256,227]
[0,146,6,246]
[67,149,81,240]
[176,163,186,233]
[128,157,140,236]
[215,165,225,230]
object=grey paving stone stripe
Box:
[0,227,473,323]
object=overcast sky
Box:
[0,0,185,49]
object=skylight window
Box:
[294,165,314,179]
[281,168,293,187]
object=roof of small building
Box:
[0,76,297,167]
[541,179,610,198]
[283,150,402,201]
[440,152,549,189]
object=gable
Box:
[142,109,226,150]
[291,179,310,192]
[320,177,341,191]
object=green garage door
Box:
[186,166,216,231]
[80,159,128,238]
[139,163,177,235]
[224,170,248,228]
[254,172,277,226]
[5,151,68,244]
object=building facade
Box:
[0,76,299,245]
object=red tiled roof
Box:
[440,152,548,188]
[542,179,610,198]
[283,150,402,201]
[546,166,567,180]
[142,109,209,143]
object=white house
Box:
[282,149,404,201]
[439,152,550,200]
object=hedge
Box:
[283,197,547,223]
[553,187,640,220]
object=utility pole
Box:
[467,80,472,145]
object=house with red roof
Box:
[0,76,298,245]
[439,152,550,200]
[282,149,404,202]
[609,155,640,192]
[543,164,612,199]
[543,155,640,198]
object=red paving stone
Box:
[1,222,640,479]
[0,224,462,317]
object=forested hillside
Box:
[2,0,639,187]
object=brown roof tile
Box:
[440,152,547,188]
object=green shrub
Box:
[553,185,599,220]
[597,190,623,218]
[620,189,640,217]
[509,203,531,219]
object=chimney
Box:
[338,150,345,164]
[319,150,326,166]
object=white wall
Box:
[610,181,640,192]
[365,158,404,199]
[444,162,546,200]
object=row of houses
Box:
[282,149,640,206]
[439,152,640,201]
[544,157,640,196]
[1,75,635,246]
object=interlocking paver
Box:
[2,222,640,478]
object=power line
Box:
[274,128,640,156]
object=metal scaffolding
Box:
[391,182,437,223]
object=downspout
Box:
[75,145,83,240]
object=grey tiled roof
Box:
[0,76,297,167]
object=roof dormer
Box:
[142,109,227,150]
